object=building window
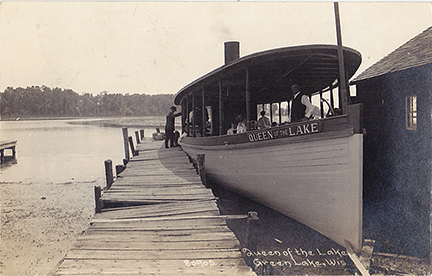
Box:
[406,96,417,130]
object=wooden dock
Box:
[0,140,17,165]
[55,137,255,275]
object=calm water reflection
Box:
[0,117,165,183]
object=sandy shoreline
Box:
[1,178,100,276]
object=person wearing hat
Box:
[290,84,316,122]
[165,106,182,148]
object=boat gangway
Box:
[55,136,254,275]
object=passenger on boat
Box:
[308,105,321,119]
[179,131,187,142]
[188,107,209,137]
[250,120,258,130]
[227,123,237,135]
[290,84,317,122]
[236,114,247,133]
[172,131,180,147]
[257,110,271,129]
[165,106,182,148]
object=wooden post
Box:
[287,100,291,123]
[359,239,375,272]
[122,128,130,162]
[123,158,128,166]
[334,2,349,114]
[116,164,126,176]
[218,80,223,136]
[197,154,208,187]
[246,211,259,252]
[104,159,114,189]
[94,186,102,213]
[320,90,324,118]
[269,103,273,123]
[345,240,370,276]
[245,68,251,130]
[186,95,190,136]
[139,129,144,140]
[202,86,206,137]
[128,136,138,156]
[279,102,282,125]
[135,131,140,144]
[192,93,196,137]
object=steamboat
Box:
[174,41,363,253]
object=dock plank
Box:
[55,138,254,275]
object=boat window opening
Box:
[271,103,279,125]
[280,101,289,124]
[255,102,291,127]
[189,104,209,137]
[330,86,336,110]
[406,95,417,131]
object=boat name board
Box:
[248,121,323,142]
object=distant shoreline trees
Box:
[0,86,177,119]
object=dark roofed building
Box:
[352,26,432,260]
[353,26,432,82]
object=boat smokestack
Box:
[224,41,240,65]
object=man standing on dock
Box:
[165,106,182,148]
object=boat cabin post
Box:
[201,86,206,137]
[245,68,252,131]
[218,80,223,136]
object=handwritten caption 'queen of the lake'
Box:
[242,247,348,268]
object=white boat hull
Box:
[180,132,363,252]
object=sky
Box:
[0,1,431,96]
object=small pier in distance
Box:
[55,134,254,275]
[1,140,17,165]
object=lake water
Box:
[0,117,168,183]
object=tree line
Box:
[0,86,177,119]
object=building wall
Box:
[355,64,431,258]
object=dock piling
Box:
[359,239,375,272]
[139,129,145,140]
[0,141,17,165]
[122,128,130,162]
[94,186,102,213]
[197,154,208,187]
[104,159,114,189]
[135,131,140,144]
[116,164,126,176]
[246,211,259,252]
[128,136,139,156]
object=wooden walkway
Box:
[55,138,255,275]
[1,140,17,165]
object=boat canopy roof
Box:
[174,44,361,105]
